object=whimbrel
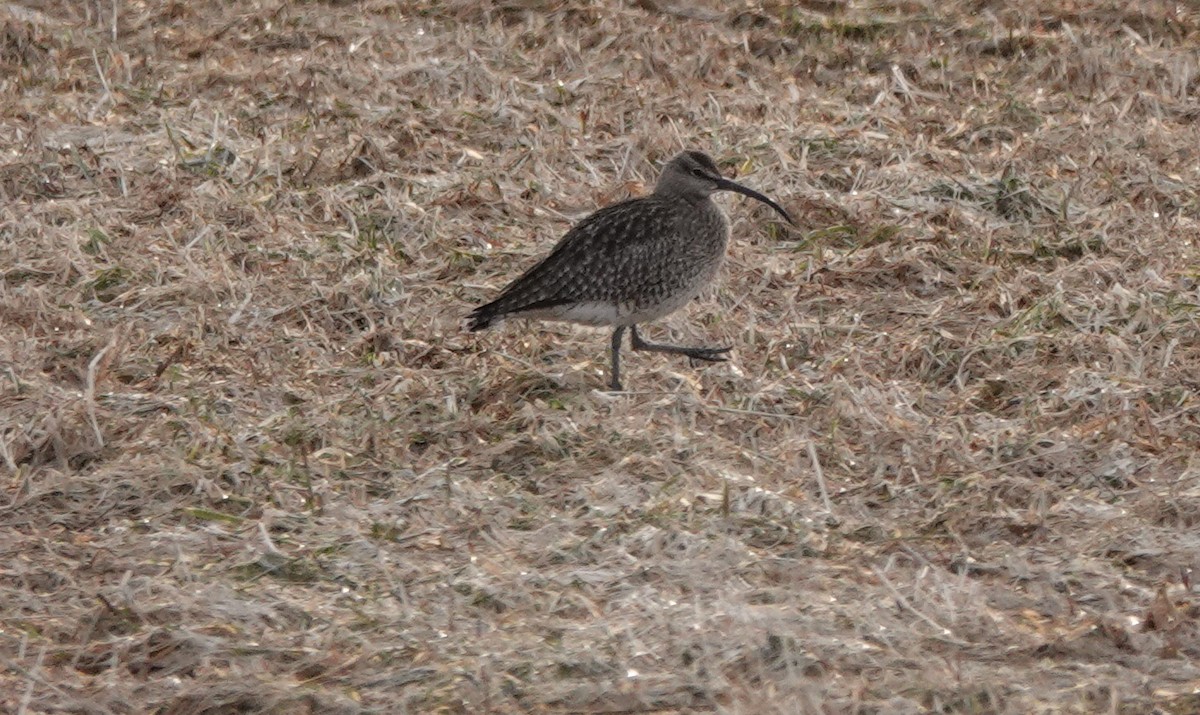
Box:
[467,150,793,391]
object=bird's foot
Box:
[630,329,731,363]
[675,345,732,363]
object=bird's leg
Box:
[630,325,731,362]
[608,326,626,391]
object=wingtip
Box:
[465,308,491,332]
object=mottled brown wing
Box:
[467,197,680,328]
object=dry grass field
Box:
[3,0,1200,712]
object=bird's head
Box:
[655,150,794,224]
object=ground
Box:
[2,1,1200,713]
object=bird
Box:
[466,150,793,391]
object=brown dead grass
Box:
[3,0,1200,712]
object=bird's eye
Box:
[691,168,707,178]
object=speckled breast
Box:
[614,201,730,325]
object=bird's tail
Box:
[465,302,499,332]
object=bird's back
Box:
[467,194,729,330]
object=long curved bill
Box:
[715,177,794,225]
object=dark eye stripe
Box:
[684,151,720,175]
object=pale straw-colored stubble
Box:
[2,1,1200,713]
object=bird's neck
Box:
[653,189,712,208]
